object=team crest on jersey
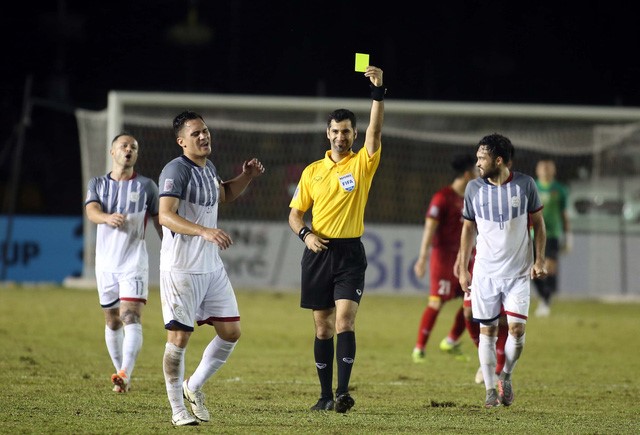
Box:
[129,191,140,202]
[163,178,174,192]
[511,196,521,208]
[339,173,356,192]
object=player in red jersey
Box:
[412,155,480,366]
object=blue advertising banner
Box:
[0,215,83,283]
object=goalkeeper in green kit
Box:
[533,158,571,317]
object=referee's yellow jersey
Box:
[289,146,381,239]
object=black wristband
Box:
[298,226,312,242]
[370,84,386,101]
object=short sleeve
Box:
[145,180,160,215]
[159,161,189,198]
[462,182,475,221]
[289,166,312,212]
[85,177,101,206]
[527,177,543,212]
[427,190,446,220]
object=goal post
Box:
[68,91,640,296]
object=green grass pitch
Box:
[0,286,638,434]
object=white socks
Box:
[478,334,498,390]
[105,323,143,379]
[105,326,123,371]
[163,342,187,414]
[188,336,237,391]
[163,336,237,414]
[121,323,143,377]
[503,333,526,374]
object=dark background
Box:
[2,0,640,216]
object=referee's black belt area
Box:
[325,237,361,245]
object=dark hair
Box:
[476,133,514,164]
[173,110,205,137]
[327,108,356,129]
[111,131,134,145]
[451,154,476,177]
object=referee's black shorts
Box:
[300,238,367,310]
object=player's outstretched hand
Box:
[364,66,383,87]
[243,158,266,178]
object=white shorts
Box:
[470,275,530,324]
[160,268,240,331]
[96,270,149,308]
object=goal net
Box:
[72,91,640,297]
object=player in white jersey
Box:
[458,133,547,409]
[85,133,163,393]
[158,110,265,426]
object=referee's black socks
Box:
[336,331,356,397]
[314,336,334,399]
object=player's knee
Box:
[480,324,498,336]
[315,320,334,337]
[427,299,442,310]
[103,307,121,327]
[335,316,355,333]
[224,329,241,342]
[120,309,140,325]
[218,324,241,342]
[315,322,335,339]
[106,318,123,330]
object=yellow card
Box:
[355,53,369,72]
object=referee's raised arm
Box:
[363,66,385,157]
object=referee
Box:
[288,66,385,413]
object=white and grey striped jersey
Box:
[85,173,159,273]
[463,171,543,278]
[158,156,224,273]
